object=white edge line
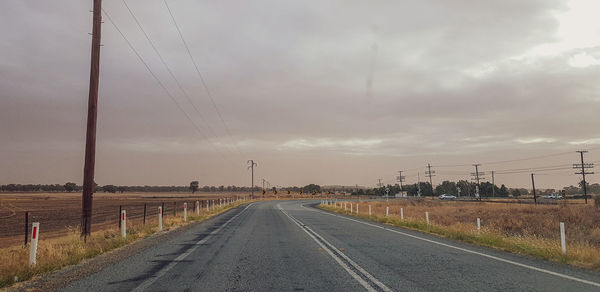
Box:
[306,203,600,288]
[133,203,254,291]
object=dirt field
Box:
[341,198,600,246]
[0,192,254,248]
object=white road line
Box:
[278,204,392,292]
[132,203,254,292]
[306,204,600,288]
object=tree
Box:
[190,181,199,193]
[103,185,117,193]
[435,181,457,195]
[498,184,509,197]
[303,184,321,194]
[64,182,77,192]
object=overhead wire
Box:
[163,0,243,155]
[102,8,232,161]
[120,0,238,157]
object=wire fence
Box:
[0,196,243,248]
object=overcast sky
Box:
[1,0,600,189]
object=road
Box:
[61,200,600,291]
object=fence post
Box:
[477,218,481,233]
[560,222,566,254]
[386,206,389,217]
[143,203,147,225]
[24,211,29,246]
[158,206,163,231]
[401,208,404,221]
[184,202,188,222]
[425,211,429,225]
[29,222,39,266]
[121,210,126,238]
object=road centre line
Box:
[278,203,392,292]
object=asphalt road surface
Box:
[60,200,600,291]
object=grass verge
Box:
[0,200,251,289]
[318,204,600,270]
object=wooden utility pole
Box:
[82,0,102,239]
[397,171,404,193]
[574,151,594,204]
[531,173,537,204]
[425,163,435,196]
[248,160,257,199]
[491,170,495,197]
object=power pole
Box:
[396,170,405,193]
[471,164,485,200]
[377,178,383,188]
[247,160,257,199]
[574,151,594,204]
[491,170,495,197]
[417,172,422,197]
[531,173,537,204]
[81,0,103,239]
[425,163,435,196]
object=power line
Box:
[120,1,219,142]
[102,8,229,160]
[163,0,242,155]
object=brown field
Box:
[343,198,600,245]
[0,192,254,248]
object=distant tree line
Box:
[2,181,598,196]
[350,180,600,198]
[1,183,257,193]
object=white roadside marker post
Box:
[121,210,127,238]
[356,204,359,214]
[344,202,347,211]
[184,202,187,222]
[350,203,353,214]
[560,222,566,255]
[401,208,404,221]
[425,211,429,225]
[206,201,209,212]
[369,205,372,216]
[477,218,481,234]
[386,206,389,217]
[29,222,40,266]
[196,201,200,216]
[158,206,163,231]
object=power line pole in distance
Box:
[531,173,537,204]
[574,151,594,204]
[396,171,405,195]
[81,0,103,240]
[247,160,257,199]
[425,163,435,197]
[471,164,485,201]
[491,170,495,197]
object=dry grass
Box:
[322,199,600,270]
[0,200,250,289]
